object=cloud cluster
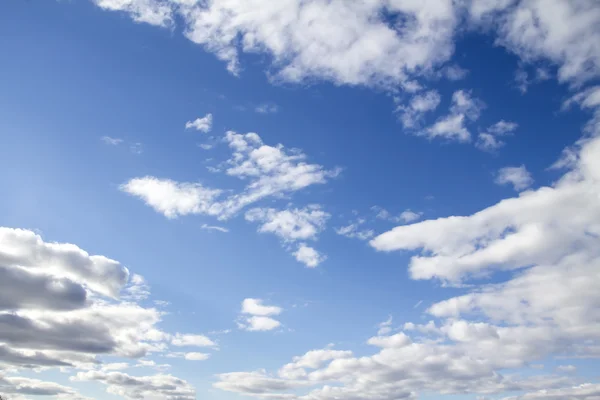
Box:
[213,88,600,400]
[122,131,338,221]
[92,1,600,90]
[0,227,214,399]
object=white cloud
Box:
[495,165,534,191]
[246,205,329,242]
[500,384,600,400]
[200,223,229,233]
[419,90,485,142]
[245,205,329,266]
[477,120,519,152]
[120,176,223,219]
[198,143,213,150]
[373,207,422,224]
[293,244,325,268]
[238,299,283,332]
[398,210,422,223]
[166,351,210,361]
[171,333,216,348]
[397,90,441,128]
[556,365,576,373]
[255,103,279,114]
[242,298,282,317]
[377,315,393,335]
[240,316,282,332]
[335,218,374,241]
[185,113,213,132]
[101,136,123,145]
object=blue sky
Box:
[1,1,600,400]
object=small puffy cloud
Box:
[238,299,283,332]
[495,165,534,191]
[185,113,213,132]
[293,244,326,268]
[240,316,282,332]
[242,298,282,317]
[398,210,422,223]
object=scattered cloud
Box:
[335,218,374,241]
[185,113,213,133]
[121,131,338,221]
[476,120,519,152]
[201,223,229,233]
[255,103,279,114]
[238,298,282,332]
[293,244,325,268]
[397,90,441,128]
[129,142,143,154]
[495,165,534,191]
[373,207,422,224]
[418,90,485,142]
[101,136,123,145]
[171,334,216,348]
[245,205,329,266]
[377,315,393,335]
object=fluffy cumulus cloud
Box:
[0,227,214,399]
[495,165,534,191]
[185,112,213,132]
[238,298,283,332]
[121,131,338,221]
[246,205,330,267]
[213,90,600,400]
